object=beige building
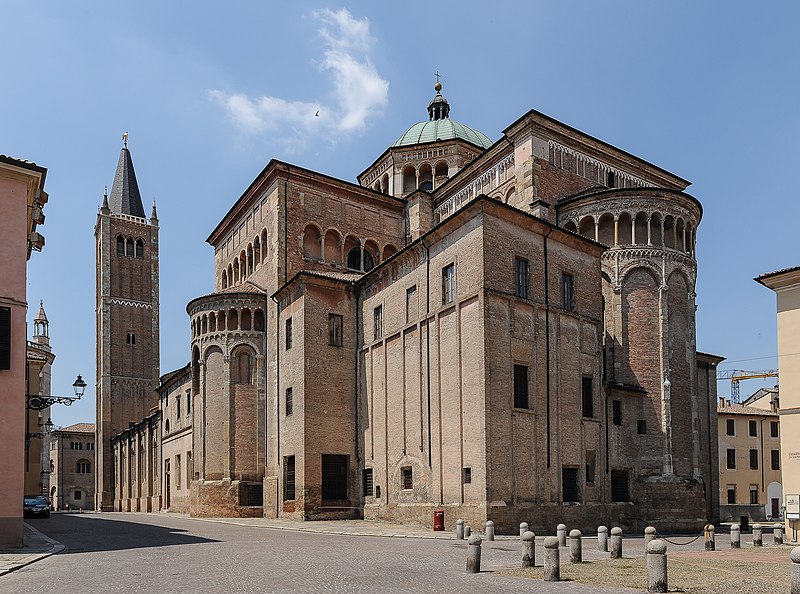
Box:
[757,265,800,540]
[50,423,96,510]
[159,364,192,512]
[717,398,781,522]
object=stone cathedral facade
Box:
[103,85,722,532]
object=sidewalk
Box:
[0,522,64,576]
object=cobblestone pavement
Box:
[1,513,646,593]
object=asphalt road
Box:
[3,513,639,593]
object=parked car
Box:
[23,496,50,518]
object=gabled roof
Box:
[717,402,778,417]
[109,147,145,218]
[57,422,96,433]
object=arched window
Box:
[364,240,379,270]
[347,247,362,270]
[240,251,247,278]
[234,350,253,384]
[253,237,261,267]
[240,309,252,331]
[418,163,433,191]
[261,229,268,262]
[228,264,234,286]
[247,244,254,275]
[363,250,375,272]
[233,258,240,284]
[116,235,125,256]
[382,244,397,261]
[135,239,144,259]
[76,460,91,474]
[209,312,216,332]
[254,309,265,332]
[218,310,226,331]
[402,165,416,194]
[434,161,448,182]
[228,308,239,331]
[324,229,342,264]
[165,419,170,433]
[381,173,389,194]
[303,224,322,260]
[222,270,228,289]
[126,237,134,256]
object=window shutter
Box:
[0,307,10,370]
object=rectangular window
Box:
[442,263,456,305]
[585,451,596,484]
[561,273,575,311]
[726,418,735,436]
[612,399,622,426]
[771,421,779,438]
[77,462,90,473]
[0,307,10,370]
[176,396,181,419]
[74,490,82,501]
[285,318,293,350]
[322,454,348,500]
[126,332,136,345]
[582,377,594,418]
[186,390,191,415]
[373,305,383,340]
[611,469,630,502]
[562,468,579,502]
[463,467,472,484]
[285,387,293,417]
[749,449,758,470]
[176,454,181,489]
[401,466,413,490]
[87,442,94,450]
[514,257,530,299]
[771,449,780,470]
[727,485,736,504]
[749,485,759,505]
[726,448,736,469]
[607,171,616,188]
[362,468,374,497]
[637,420,647,434]
[187,451,192,485]
[284,455,296,501]
[749,420,757,437]
[406,285,417,323]
[329,313,343,347]
[513,364,529,409]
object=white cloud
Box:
[210,8,388,148]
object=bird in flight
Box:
[315,110,320,117]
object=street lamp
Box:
[25,417,54,444]
[27,374,87,410]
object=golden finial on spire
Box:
[434,71,442,93]
[122,132,128,148]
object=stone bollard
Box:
[791,547,800,594]
[466,535,482,574]
[753,523,763,547]
[543,536,560,582]
[520,522,529,538]
[610,527,623,559]
[646,539,668,593]
[465,525,472,538]
[598,525,609,552]
[644,526,657,546]
[522,530,536,568]
[704,524,715,551]
[557,523,567,547]
[570,529,582,563]
[775,524,785,545]
[730,523,741,549]
[456,518,465,540]
[485,520,495,541]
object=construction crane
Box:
[716,369,778,402]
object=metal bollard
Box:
[646,539,668,593]
[791,547,800,594]
[730,523,741,549]
[610,527,623,559]
[644,526,657,545]
[543,536,560,582]
[456,518,465,540]
[485,520,495,541]
[570,529,582,563]
[519,521,529,538]
[466,535,482,574]
[598,525,609,552]
[465,525,472,538]
[775,524,785,545]
[704,524,715,551]
[522,530,536,567]
[557,523,567,547]
[753,523,763,547]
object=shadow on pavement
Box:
[27,513,219,554]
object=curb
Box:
[0,523,64,577]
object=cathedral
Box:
[98,84,722,533]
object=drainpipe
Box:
[543,227,553,469]
[270,292,281,518]
[422,240,433,469]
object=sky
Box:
[3,1,798,427]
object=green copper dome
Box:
[392,83,493,150]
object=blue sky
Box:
[3,1,798,427]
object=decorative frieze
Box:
[548,140,651,189]
[434,153,514,222]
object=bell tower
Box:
[95,134,160,511]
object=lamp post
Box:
[26,374,87,410]
[25,417,54,444]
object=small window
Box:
[771,421,779,438]
[585,451,596,484]
[463,467,472,484]
[442,263,456,305]
[329,313,343,347]
[126,237,134,256]
[726,448,736,469]
[514,257,530,299]
[637,420,647,434]
[373,305,383,340]
[126,332,136,345]
[749,485,759,505]
[176,454,181,489]
[771,449,780,470]
[363,468,374,497]
[611,469,629,502]
[284,455,296,501]
[582,377,594,418]
[116,235,125,256]
[285,388,293,416]
[748,420,757,437]
[513,364,529,409]
[78,442,83,450]
[749,449,758,470]
[74,490,82,501]
[165,419,170,433]
[135,239,144,259]
[561,273,575,311]
[726,418,735,436]
[87,442,94,450]
[562,467,579,502]
[0,306,10,370]
[322,454,348,500]
[611,400,622,425]
[727,484,736,504]
[401,466,413,490]
[186,390,191,415]
[607,171,616,188]
[76,461,90,474]
[346,247,361,271]
[176,396,181,419]
[285,318,293,350]
[406,285,417,323]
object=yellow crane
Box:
[716,369,778,402]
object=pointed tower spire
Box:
[150,198,158,223]
[101,186,110,214]
[108,132,146,218]
[33,300,49,342]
